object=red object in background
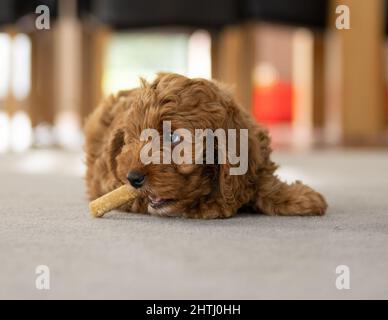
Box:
[252,81,293,124]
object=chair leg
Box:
[326,0,386,145]
[211,23,255,112]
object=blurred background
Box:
[2,1,388,300]
[0,0,387,154]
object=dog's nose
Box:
[127,171,146,189]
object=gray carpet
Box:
[1,149,388,299]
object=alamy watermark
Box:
[35,265,50,290]
[35,5,50,30]
[335,265,350,290]
[32,264,351,292]
[33,4,349,31]
[336,5,350,30]
[140,121,248,175]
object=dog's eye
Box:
[167,132,181,145]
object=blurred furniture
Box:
[0,0,57,127]
[212,0,328,147]
[241,0,327,28]
[1,0,387,150]
[84,0,238,118]
[0,0,18,25]
[90,0,237,28]
[326,0,386,145]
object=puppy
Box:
[84,73,327,219]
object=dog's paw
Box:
[185,202,235,219]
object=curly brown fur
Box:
[84,73,327,219]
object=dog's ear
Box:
[217,107,249,211]
[108,128,125,180]
[214,84,263,212]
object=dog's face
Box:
[111,74,233,216]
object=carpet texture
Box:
[0,149,387,299]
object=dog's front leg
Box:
[184,201,235,219]
[254,173,327,216]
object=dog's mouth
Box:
[148,195,176,209]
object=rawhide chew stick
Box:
[89,185,137,218]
